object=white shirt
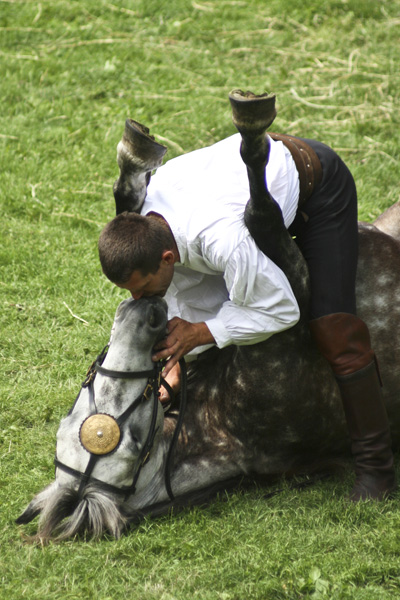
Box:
[142,133,300,357]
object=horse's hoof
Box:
[229,89,277,135]
[120,119,167,170]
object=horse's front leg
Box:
[113,119,167,214]
[229,89,309,309]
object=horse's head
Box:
[17,297,168,541]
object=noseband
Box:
[54,347,186,502]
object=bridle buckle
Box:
[143,382,154,401]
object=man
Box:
[99,129,395,501]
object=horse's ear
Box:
[15,481,58,524]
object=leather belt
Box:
[269,133,323,207]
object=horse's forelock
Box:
[34,484,126,542]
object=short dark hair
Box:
[98,212,174,284]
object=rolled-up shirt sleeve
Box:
[204,235,300,348]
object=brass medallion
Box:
[79,414,121,455]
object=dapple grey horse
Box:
[17,92,400,540]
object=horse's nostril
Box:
[115,298,134,320]
[148,309,157,328]
[147,304,166,330]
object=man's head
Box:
[98,212,177,299]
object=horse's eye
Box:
[129,429,142,450]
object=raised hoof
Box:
[229,89,277,135]
[120,119,167,171]
[114,120,167,215]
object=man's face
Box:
[116,252,175,300]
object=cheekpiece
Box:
[79,413,121,455]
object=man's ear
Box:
[161,250,175,265]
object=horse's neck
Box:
[125,443,167,509]
[167,388,237,461]
[161,410,242,499]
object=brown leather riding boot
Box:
[309,313,396,501]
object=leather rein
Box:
[54,347,187,502]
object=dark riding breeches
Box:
[288,139,358,319]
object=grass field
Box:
[1,0,400,598]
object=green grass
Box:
[1,0,400,598]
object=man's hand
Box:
[152,317,215,376]
[158,362,181,404]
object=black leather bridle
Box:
[54,347,187,502]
